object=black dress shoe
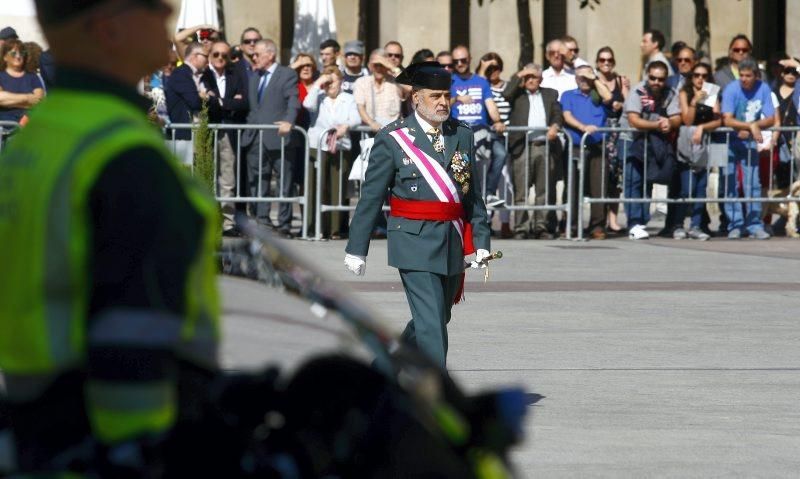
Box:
[278,229,295,239]
[222,227,241,238]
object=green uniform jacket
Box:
[346,114,491,275]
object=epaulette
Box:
[380,117,406,133]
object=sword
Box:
[465,251,503,282]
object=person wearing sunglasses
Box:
[0,0,223,475]
[384,40,405,73]
[714,34,752,90]
[595,46,629,233]
[436,50,454,72]
[619,60,681,240]
[165,42,210,166]
[238,26,263,80]
[640,29,674,80]
[0,39,45,124]
[657,45,699,239]
[560,35,590,72]
[667,46,696,91]
[774,58,800,191]
[675,62,722,241]
[201,40,249,237]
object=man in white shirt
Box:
[641,29,674,79]
[541,39,577,100]
[201,40,249,236]
[503,64,564,238]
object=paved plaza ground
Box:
[220,231,800,477]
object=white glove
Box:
[470,249,491,269]
[344,253,367,276]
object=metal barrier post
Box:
[316,135,325,240]
[565,134,574,239]
[577,133,588,240]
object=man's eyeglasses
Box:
[547,51,562,57]
[211,51,229,60]
[648,75,666,82]
[440,63,454,69]
[732,48,750,54]
[453,58,469,64]
[676,57,694,63]
[569,47,579,54]
[386,52,403,59]
[597,57,614,64]
[242,39,260,45]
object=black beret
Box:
[395,61,452,90]
[35,0,160,26]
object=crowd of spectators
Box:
[122,26,800,241]
[3,22,800,241]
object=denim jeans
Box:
[623,158,651,227]
[675,163,707,229]
[724,144,764,233]
[486,133,508,195]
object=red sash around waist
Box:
[389,197,475,256]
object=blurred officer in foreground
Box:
[0,0,222,475]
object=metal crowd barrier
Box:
[165,123,311,239]
[576,126,800,240]
[0,121,20,153]
[313,125,575,240]
[314,125,376,240]
[503,126,575,239]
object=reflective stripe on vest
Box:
[0,90,220,389]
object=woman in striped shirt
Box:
[478,52,513,238]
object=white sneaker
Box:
[485,194,506,208]
[628,224,650,240]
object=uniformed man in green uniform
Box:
[345,62,491,368]
[0,1,221,475]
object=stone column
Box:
[379,0,448,63]
[707,0,752,64]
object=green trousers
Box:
[399,270,462,368]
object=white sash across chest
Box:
[388,127,464,244]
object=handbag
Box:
[348,137,374,181]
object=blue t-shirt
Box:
[0,71,43,122]
[450,73,493,127]
[560,88,607,145]
[721,79,775,148]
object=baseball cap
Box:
[0,27,18,40]
[343,40,364,56]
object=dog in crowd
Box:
[764,180,800,238]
